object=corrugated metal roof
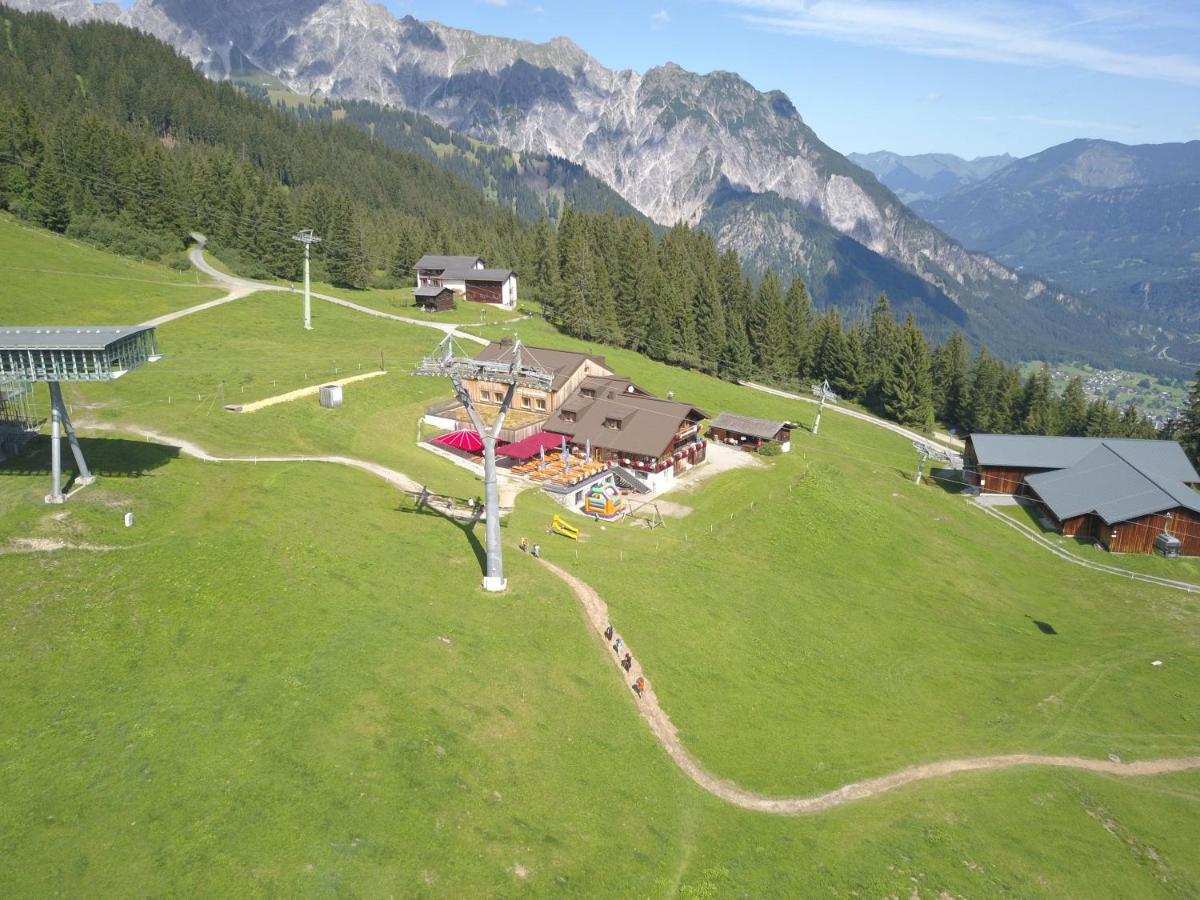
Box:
[0,326,154,351]
[1027,444,1200,524]
[709,412,791,440]
[969,433,1200,483]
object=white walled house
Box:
[414,255,517,310]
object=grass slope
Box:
[3,225,1200,895]
[0,216,223,324]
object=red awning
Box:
[496,431,563,460]
[433,429,484,453]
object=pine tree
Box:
[881,316,933,427]
[614,219,653,353]
[784,276,813,379]
[324,195,370,289]
[694,267,727,374]
[719,310,754,382]
[1059,376,1088,436]
[1179,369,1200,464]
[557,214,597,338]
[1019,365,1058,435]
[863,293,902,411]
[963,347,1000,434]
[31,143,70,233]
[748,270,789,379]
[931,331,969,428]
[529,212,558,314]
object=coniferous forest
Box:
[0,7,1193,448]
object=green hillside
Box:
[2,204,1200,895]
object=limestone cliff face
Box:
[14,0,1094,347]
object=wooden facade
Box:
[969,465,1047,495]
[709,424,789,451]
[414,288,456,312]
[1045,507,1200,556]
[465,281,503,304]
[465,357,611,414]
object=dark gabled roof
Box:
[414,284,453,298]
[968,433,1199,483]
[473,342,609,392]
[544,381,707,458]
[414,255,483,271]
[1027,443,1200,524]
[709,412,793,440]
[461,268,514,282]
[0,325,155,351]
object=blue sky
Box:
[382,0,1200,159]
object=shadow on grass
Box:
[1026,615,1058,635]
[396,500,488,572]
[926,467,971,494]
[0,436,179,480]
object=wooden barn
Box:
[413,255,518,309]
[708,413,795,452]
[413,284,456,312]
[965,434,1200,556]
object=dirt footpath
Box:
[537,558,1200,815]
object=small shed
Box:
[414,285,456,312]
[708,413,795,452]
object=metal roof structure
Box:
[968,433,1200,483]
[0,325,160,382]
[709,412,793,440]
[414,255,483,271]
[1026,442,1200,524]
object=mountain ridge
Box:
[6,0,1149,367]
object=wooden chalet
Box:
[413,284,456,312]
[966,433,1200,556]
[543,376,708,492]
[413,254,517,309]
[423,340,614,443]
[708,412,795,452]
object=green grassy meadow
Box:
[3,223,1200,896]
[0,215,224,324]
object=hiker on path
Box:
[604,624,614,641]
[613,637,623,654]
[633,676,646,697]
[622,652,632,672]
[531,543,541,558]
[520,537,529,553]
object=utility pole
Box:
[911,440,953,485]
[413,335,552,592]
[292,229,321,331]
[813,377,831,436]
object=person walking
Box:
[613,637,623,654]
[621,652,632,672]
[520,537,529,553]
[604,624,614,641]
[531,542,541,558]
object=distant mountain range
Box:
[848,151,1014,203]
[915,139,1200,335]
[7,0,1161,369]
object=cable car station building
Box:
[0,325,161,503]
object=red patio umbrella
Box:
[433,429,484,453]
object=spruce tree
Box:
[529,213,558,313]
[1019,366,1058,435]
[694,267,727,374]
[31,144,70,233]
[748,270,789,379]
[881,316,934,427]
[325,196,370,289]
[719,310,754,382]
[963,347,1000,434]
[1179,369,1200,464]
[1059,376,1088,436]
[784,276,813,379]
[863,293,902,411]
[930,331,969,428]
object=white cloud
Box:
[717,1,1200,86]
[651,8,671,28]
